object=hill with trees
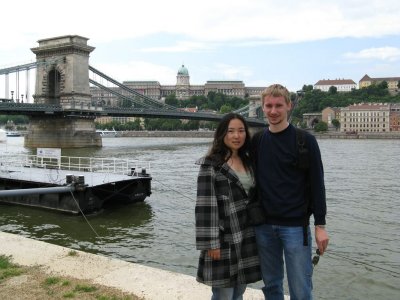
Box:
[292,82,400,121]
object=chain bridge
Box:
[0,35,265,148]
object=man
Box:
[253,84,329,300]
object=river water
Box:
[1,136,399,299]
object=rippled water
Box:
[1,136,399,299]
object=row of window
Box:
[345,124,386,128]
[342,112,389,117]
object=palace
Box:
[90,65,265,103]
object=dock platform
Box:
[0,154,152,214]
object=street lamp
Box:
[10,91,14,101]
[21,94,24,103]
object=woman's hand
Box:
[207,249,221,260]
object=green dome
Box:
[178,64,189,76]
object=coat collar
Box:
[196,156,246,190]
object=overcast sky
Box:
[1,0,400,97]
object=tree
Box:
[328,86,337,94]
[314,121,328,132]
[220,104,232,114]
[331,119,340,131]
[377,81,388,90]
[165,94,178,106]
[302,85,313,92]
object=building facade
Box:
[322,107,340,126]
[339,103,397,133]
[90,64,265,103]
[314,79,357,92]
[359,74,400,93]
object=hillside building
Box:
[91,64,265,103]
[314,79,357,92]
[359,74,400,93]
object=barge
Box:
[0,153,151,214]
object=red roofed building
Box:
[314,79,357,92]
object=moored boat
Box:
[6,131,21,137]
[96,128,119,137]
[0,153,151,214]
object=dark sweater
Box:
[256,124,326,226]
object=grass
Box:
[0,254,141,300]
[0,254,24,281]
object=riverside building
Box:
[339,103,400,133]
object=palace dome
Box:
[177,64,189,76]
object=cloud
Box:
[92,61,177,84]
[344,47,400,62]
[2,0,400,52]
[210,64,253,80]
[139,41,213,53]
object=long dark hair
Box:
[207,113,252,169]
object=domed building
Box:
[91,64,265,103]
[176,64,190,100]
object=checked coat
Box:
[195,157,261,287]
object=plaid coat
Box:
[195,157,261,287]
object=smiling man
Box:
[252,84,329,300]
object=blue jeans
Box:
[255,224,313,300]
[211,284,247,300]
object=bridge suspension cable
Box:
[89,79,159,109]
[89,65,178,110]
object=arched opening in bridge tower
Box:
[48,69,61,104]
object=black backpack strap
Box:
[295,128,312,246]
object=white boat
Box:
[6,131,21,137]
[96,128,119,137]
[0,153,152,214]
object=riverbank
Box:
[0,231,266,300]
[118,130,400,139]
[119,130,215,138]
[314,131,400,139]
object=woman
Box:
[195,113,261,300]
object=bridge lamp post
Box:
[11,91,14,101]
[21,94,24,103]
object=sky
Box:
[1,0,400,99]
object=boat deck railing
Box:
[0,154,150,176]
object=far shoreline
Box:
[118,130,400,139]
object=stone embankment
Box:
[118,130,400,139]
[119,130,215,138]
[313,132,400,139]
[0,231,268,300]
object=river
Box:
[0,136,399,299]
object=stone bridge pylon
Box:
[25,35,102,148]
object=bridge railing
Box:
[0,154,151,176]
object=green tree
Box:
[220,104,232,114]
[331,119,340,131]
[314,121,328,132]
[165,94,178,106]
[328,86,337,94]
[302,85,313,92]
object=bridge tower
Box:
[25,35,101,148]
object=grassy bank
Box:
[0,254,141,300]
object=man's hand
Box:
[315,226,329,255]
